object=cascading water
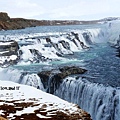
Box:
[54,77,120,120]
[0,22,120,120]
[0,68,44,90]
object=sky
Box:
[0,0,120,20]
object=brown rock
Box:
[0,12,99,31]
[0,99,92,120]
[0,12,10,21]
[0,116,7,120]
[37,66,87,93]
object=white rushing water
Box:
[0,25,107,65]
[0,68,44,91]
[54,76,120,120]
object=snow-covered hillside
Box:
[0,80,91,120]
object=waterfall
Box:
[54,76,120,120]
[0,67,44,91]
[46,74,57,94]
[0,27,105,65]
[0,24,113,120]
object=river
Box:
[0,22,120,120]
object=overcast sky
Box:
[0,0,120,20]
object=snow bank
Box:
[0,80,91,120]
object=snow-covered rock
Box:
[0,40,19,67]
[0,80,91,120]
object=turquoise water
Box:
[13,42,120,87]
[76,43,120,87]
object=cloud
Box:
[0,0,44,18]
[47,0,120,20]
[0,0,120,20]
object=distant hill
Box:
[0,12,119,30]
[100,17,120,21]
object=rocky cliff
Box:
[0,12,119,30]
[0,12,10,21]
[0,12,103,30]
[37,66,87,94]
[0,13,40,30]
[0,12,81,30]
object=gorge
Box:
[0,17,120,120]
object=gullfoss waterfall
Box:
[0,22,120,120]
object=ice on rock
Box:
[0,27,105,65]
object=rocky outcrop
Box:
[0,99,91,120]
[37,66,87,93]
[0,12,10,21]
[0,12,109,31]
[0,18,40,30]
[0,40,19,56]
[0,12,82,30]
[28,49,51,63]
[0,40,19,67]
[0,80,92,120]
[45,37,74,56]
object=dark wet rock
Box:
[18,49,23,56]
[0,40,19,56]
[72,39,78,47]
[71,32,89,49]
[46,38,51,43]
[51,43,60,51]
[28,49,51,63]
[37,66,87,94]
[59,66,87,74]
[29,49,42,57]
[71,32,79,40]
[59,40,70,50]
[44,36,74,56]
[116,47,120,57]
[47,40,73,56]
[49,42,65,55]
[37,71,52,90]
[56,52,63,57]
